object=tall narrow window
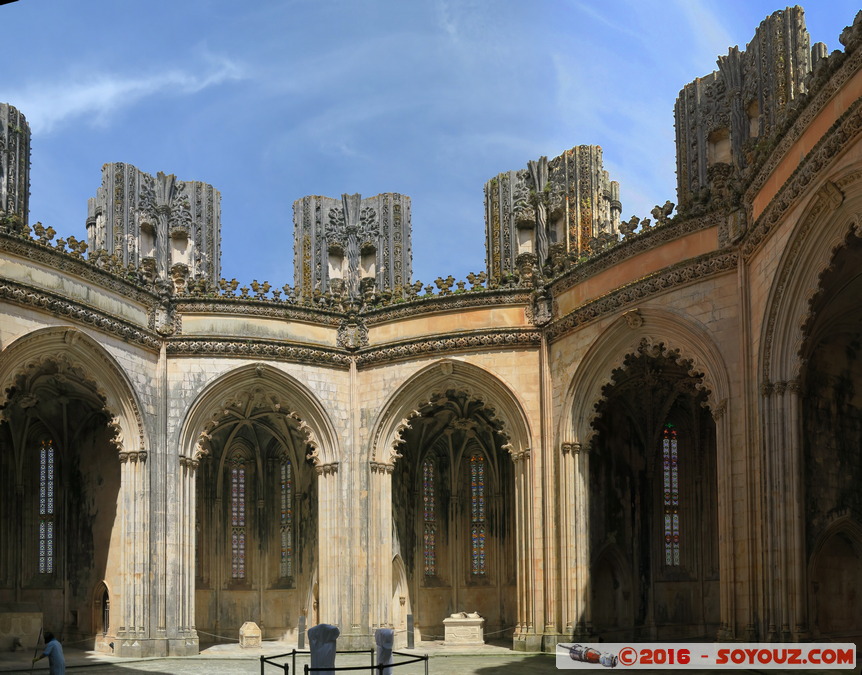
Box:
[422,458,436,576]
[230,457,246,579]
[663,424,680,566]
[470,452,486,576]
[280,460,293,579]
[38,440,55,574]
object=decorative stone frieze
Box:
[164,338,352,367]
[0,280,161,350]
[548,212,724,296]
[361,288,531,325]
[745,97,862,260]
[548,251,738,341]
[355,329,542,366]
[0,232,156,303]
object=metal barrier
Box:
[259,647,429,674]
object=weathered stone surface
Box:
[239,621,262,648]
[443,612,485,646]
[293,192,411,301]
[0,4,861,661]
[86,163,222,287]
[674,7,812,213]
[483,145,621,282]
[0,103,30,228]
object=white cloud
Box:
[9,56,243,134]
[671,0,734,68]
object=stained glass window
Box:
[470,452,486,575]
[422,458,436,576]
[230,458,246,579]
[39,440,55,574]
[280,460,293,579]
[663,424,680,566]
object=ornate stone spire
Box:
[0,103,30,228]
[86,163,222,286]
[484,145,621,283]
[293,192,412,301]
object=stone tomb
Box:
[443,612,485,646]
[239,621,261,648]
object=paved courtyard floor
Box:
[0,640,858,674]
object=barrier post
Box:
[298,616,307,650]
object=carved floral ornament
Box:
[193,386,321,465]
[577,336,722,447]
[376,387,514,467]
[0,338,146,457]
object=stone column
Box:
[511,448,540,651]
[759,380,807,641]
[117,449,149,657]
[786,380,807,639]
[315,462,340,627]
[539,336,562,650]
[560,442,591,638]
[174,455,200,654]
[369,462,394,633]
[711,400,736,640]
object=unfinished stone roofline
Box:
[1,196,720,330]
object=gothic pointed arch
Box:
[754,165,862,642]
[760,165,862,385]
[556,310,732,640]
[559,307,730,448]
[369,358,533,466]
[587,339,720,640]
[370,359,525,642]
[0,326,147,455]
[795,198,862,642]
[0,326,133,650]
[179,363,336,643]
[178,363,340,467]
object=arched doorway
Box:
[589,340,719,640]
[392,389,516,641]
[93,582,110,636]
[0,355,122,646]
[194,387,318,643]
[801,231,862,641]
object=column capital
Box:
[370,461,394,474]
[315,461,339,476]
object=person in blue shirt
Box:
[33,631,65,674]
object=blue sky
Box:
[2,1,859,289]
